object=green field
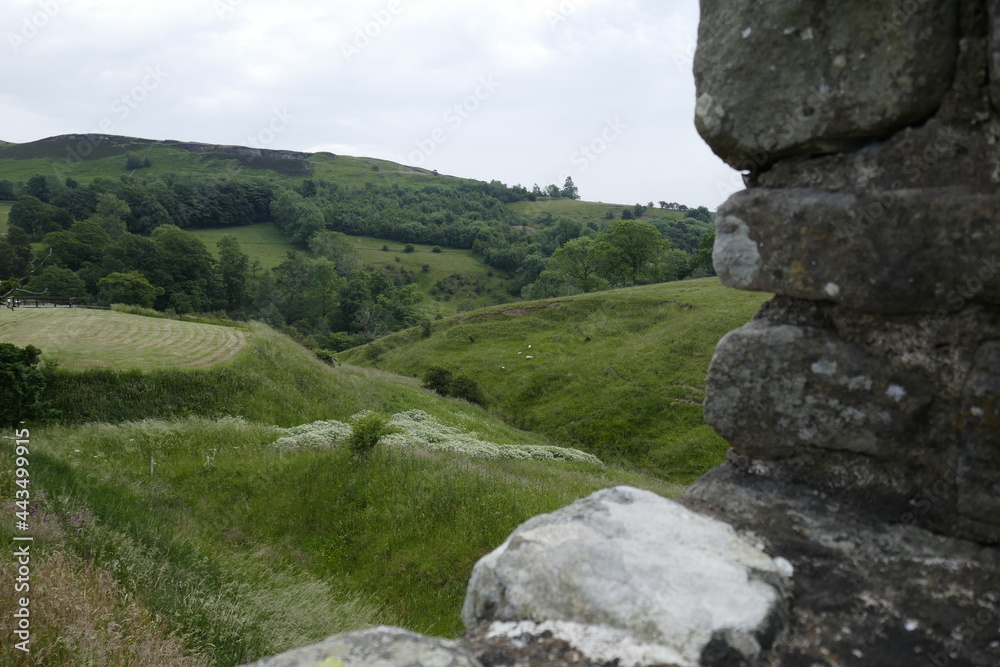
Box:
[342,278,770,483]
[0,311,682,665]
[509,198,688,228]
[188,223,301,271]
[0,308,248,370]
[0,201,11,234]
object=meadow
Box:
[341,278,771,483]
[0,309,682,665]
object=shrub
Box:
[432,246,442,253]
[0,343,54,427]
[422,366,454,395]
[449,374,486,405]
[404,244,415,253]
[420,319,432,339]
[315,349,338,366]
[347,411,395,457]
[381,244,389,251]
[422,264,430,273]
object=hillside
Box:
[340,278,770,483]
[0,135,465,190]
[0,308,681,664]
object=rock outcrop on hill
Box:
[245,2,1000,665]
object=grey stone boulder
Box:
[704,320,934,461]
[958,342,1000,537]
[694,0,959,170]
[992,0,1000,111]
[241,626,481,667]
[462,486,792,667]
[713,188,1000,314]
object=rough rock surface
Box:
[462,486,792,667]
[693,0,1000,663]
[240,626,481,667]
[694,0,959,170]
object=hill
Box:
[0,308,681,665]
[0,135,476,194]
[340,278,770,483]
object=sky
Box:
[1,0,743,210]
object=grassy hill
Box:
[510,198,688,227]
[0,308,682,665]
[0,135,468,191]
[341,278,770,483]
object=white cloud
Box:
[0,0,738,208]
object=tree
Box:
[25,175,51,203]
[546,184,561,198]
[0,180,16,200]
[309,230,360,276]
[8,196,72,238]
[23,266,88,299]
[561,176,580,200]
[0,344,52,427]
[549,236,607,293]
[601,219,668,284]
[217,236,250,310]
[97,271,163,307]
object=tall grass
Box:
[1,416,680,665]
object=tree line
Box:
[1,172,713,351]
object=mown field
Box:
[0,200,12,234]
[341,278,770,483]
[0,308,248,371]
[1,311,682,665]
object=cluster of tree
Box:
[1,171,714,349]
[7,174,276,239]
[527,177,580,201]
[518,219,689,297]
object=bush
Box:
[449,375,486,405]
[404,244,415,253]
[348,411,395,457]
[421,366,454,395]
[421,366,486,405]
[432,246,442,253]
[315,350,338,366]
[0,343,54,427]
[381,245,389,252]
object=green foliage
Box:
[422,366,486,406]
[125,153,152,170]
[0,342,52,427]
[97,271,164,307]
[422,366,454,394]
[347,411,395,456]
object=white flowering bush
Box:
[273,409,602,464]
[273,420,353,451]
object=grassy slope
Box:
[341,278,770,483]
[509,198,688,228]
[0,137,469,192]
[0,308,248,370]
[187,223,301,271]
[1,311,680,665]
[0,201,11,234]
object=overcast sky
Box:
[1,0,742,209]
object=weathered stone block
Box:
[462,486,791,667]
[958,342,1000,530]
[704,320,933,460]
[991,0,1000,111]
[240,626,481,667]
[713,188,1000,314]
[694,0,959,170]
